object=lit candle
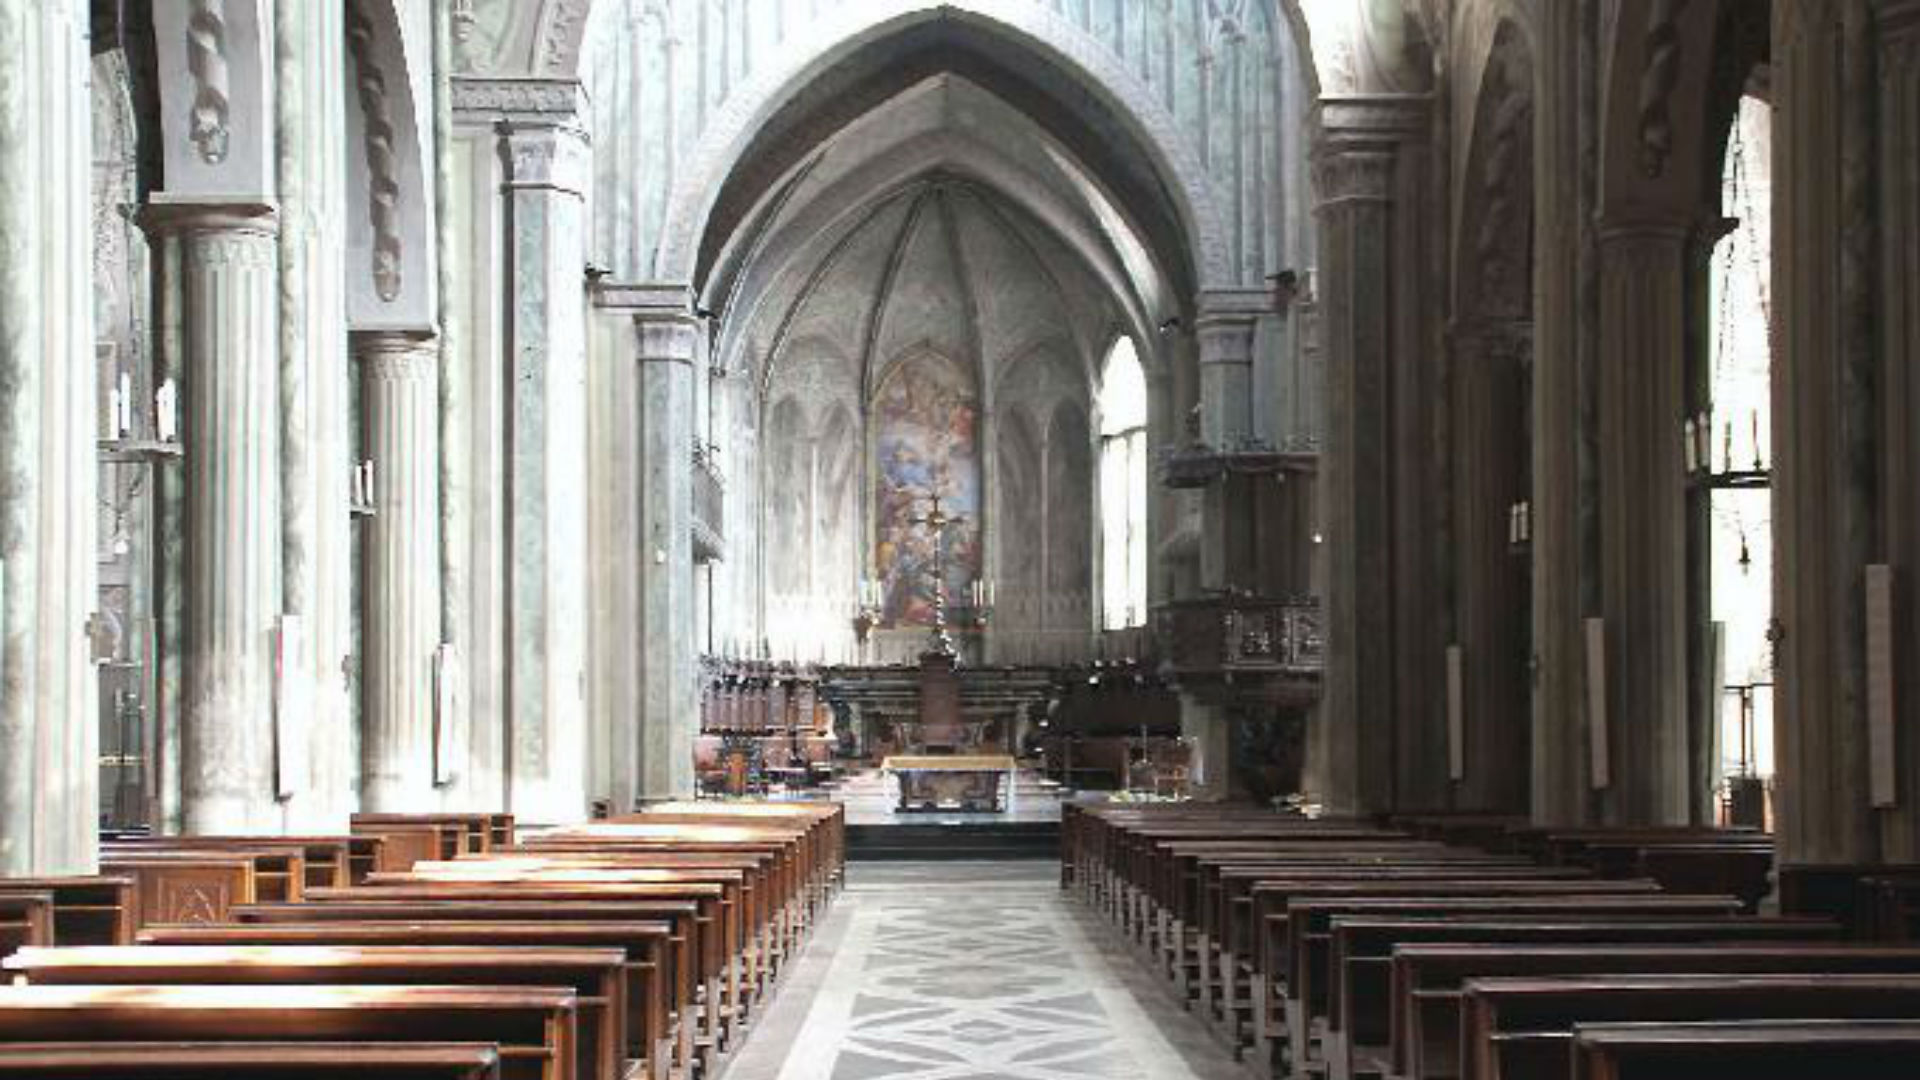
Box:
[1723,421,1734,474]
[107,385,122,440]
[1683,419,1699,474]
[1750,409,1762,470]
[117,372,133,438]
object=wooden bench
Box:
[132,921,672,1080]
[1263,893,1745,1074]
[103,836,380,889]
[354,813,514,856]
[99,854,263,925]
[1571,1019,1920,1079]
[6,944,632,1080]
[0,1042,503,1079]
[1459,974,1920,1080]
[0,983,580,1080]
[0,876,137,943]
[228,898,695,1077]
[0,894,51,961]
[1321,915,1843,1080]
[1382,940,1920,1080]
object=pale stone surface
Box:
[0,0,98,875]
[354,330,442,810]
[142,202,285,835]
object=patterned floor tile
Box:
[718,862,1244,1080]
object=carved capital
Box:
[503,121,591,195]
[137,196,279,241]
[351,328,439,381]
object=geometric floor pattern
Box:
[719,862,1241,1080]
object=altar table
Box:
[881,756,1017,813]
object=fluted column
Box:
[354,330,441,810]
[1314,96,1430,815]
[0,0,97,874]
[143,201,284,834]
[1594,222,1691,826]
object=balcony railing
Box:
[1152,594,1323,676]
[693,443,724,562]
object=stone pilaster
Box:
[353,329,442,811]
[275,0,354,826]
[1313,95,1430,815]
[142,200,285,834]
[1594,221,1691,826]
[0,0,98,874]
[1875,0,1920,859]
[501,102,592,825]
[629,290,701,803]
[1450,321,1533,813]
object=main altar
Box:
[882,754,1019,812]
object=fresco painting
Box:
[874,356,981,626]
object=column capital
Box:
[597,282,702,363]
[1193,289,1266,366]
[503,121,591,196]
[350,328,439,380]
[136,196,279,238]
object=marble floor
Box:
[720,862,1245,1080]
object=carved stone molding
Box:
[537,0,589,73]
[451,75,587,123]
[1638,0,1688,178]
[185,0,232,164]
[346,2,404,303]
[351,329,439,381]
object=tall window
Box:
[1100,338,1148,629]
[1710,95,1774,786]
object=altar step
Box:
[846,821,1060,862]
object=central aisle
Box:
[722,862,1244,1080]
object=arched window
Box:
[1099,338,1148,630]
[1710,94,1774,786]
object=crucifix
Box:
[907,486,967,657]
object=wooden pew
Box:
[0,876,137,943]
[0,894,51,962]
[1263,893,1745,1075]
[1459,974,1920,1080]
[1324,915,1844,1080]
[0,984,580,1080]
[133,921,672,1080]
[6,944,630,1080]
[0,1042,504,1079]
[103,836,378,890]
[1571,1019,1920,1080]
[349,872,738,1054]
[228,898,694,1078]
[354,822,465,872]
[1384,940,1920,1080]
[353,813,514,856]
[99,854,262,925]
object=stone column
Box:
[501,108,591,825]
[1180,693,1232,802]
[1594,222,1691,826]
[1529,0,1599,826]
[353,329,442,810]
[1313,96,1429,815]
[632,291,701,802]
[0,0,98,874]
[142,200,285,835]
[1771,0,1888,861]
